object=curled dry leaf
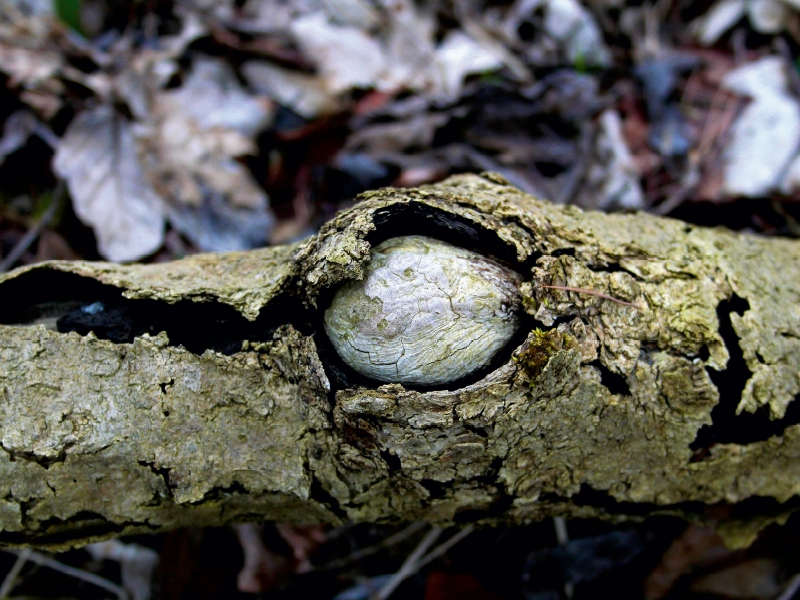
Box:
[53,105,165,262]
[279,5,500,104]
[0,42,61,87]
[693,0,800,42]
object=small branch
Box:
[3,549,128,600]
[0,548,30,599]
[375,526,443,600]
[0,182,64,273]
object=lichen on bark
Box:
[0,172,798,549]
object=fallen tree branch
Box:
[0,173,798,549]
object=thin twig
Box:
[373,526,476,600]
[0,182,64,273]
[3,548,128,600]
[540,285,641,308]
[315,522,427,571]
[374,526,443,600]
[777,572,800,600]
[415,526,474,571]
[553,518,574,599]
[0,548,30,599]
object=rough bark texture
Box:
[0,173,799,550]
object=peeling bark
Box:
[0,173,799,549]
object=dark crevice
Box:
[0,270,315,356]
[380,448,402,473]
[369,202,533,269]
[577,260,646,282]
[691,295,800,450]
[463,423,490,438]
[0,441,68,470]
[453,493,515,524]
[542,484,800,522]
[419,479,448,499]
[159,378,175,394]
[589,360,631,396]
[137,460,173,498]
[308,473,348,520]
[550,248,575,258]
[16,512,160,547]
[189,482,250,505]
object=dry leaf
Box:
[721,56,800,197]
[141,57,273,212]
[434,31,503,100]
[581,109,645,209]
[291,12,386,94]
[165,190,274,252]
[53,105,165,262]
[242,60,343,119]
[0,41,61,86]
[690,558,782,600]
[692,0,747,45]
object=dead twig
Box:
[2,548,128,600]
[0,182,64,274]
[540,285,641,308]
[0,548,30,599]
[314,522,427,571]
[373,526,476,600]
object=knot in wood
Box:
[323,235,522,385]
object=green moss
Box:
[513,329,573,382]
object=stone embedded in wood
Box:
[323,235,522,385]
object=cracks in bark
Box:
[308,469,348,520]
[6,511,161,548]
[137,460,174,501]
[542,484,800,522]
[189,482,249,505]
[0,440,71,470]
[692,295,800,453]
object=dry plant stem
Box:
[414,526,474,571]
[777,572,800,600]
[538,285,640,307]
[0,173,800,550]
[3,549,127,600]
[375,526,443,600]
[315,522,427,571]
[0,547,30,599]
[0,183,63,273]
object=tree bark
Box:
[1,173,799,549]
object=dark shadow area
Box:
[0,269,313,356]
[368,202,539,272]
[590,360,631,396]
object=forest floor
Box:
[1,0,800,599]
